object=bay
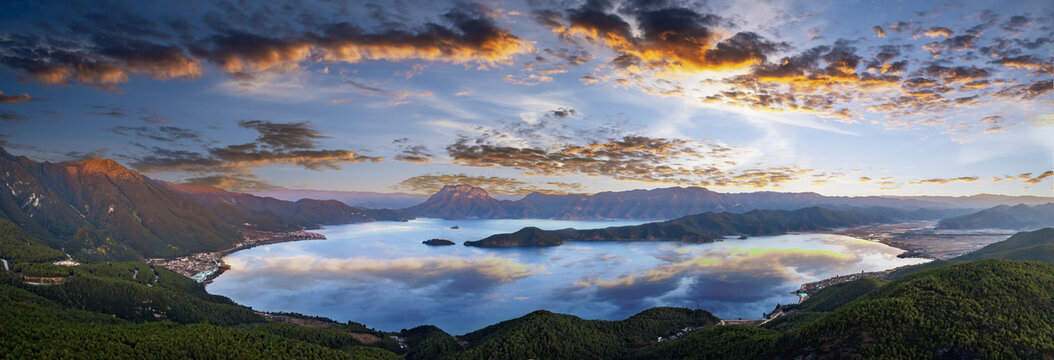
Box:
[207,218,929,334]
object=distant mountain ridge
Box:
[401,184,1038,220]
[937,203,1054,230]
[164,183,407,232]
[248,189,428,209]
[466,207,891,247]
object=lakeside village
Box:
[147,229,325,283]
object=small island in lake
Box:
[423,238,456,246]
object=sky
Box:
[0,0,1051,197]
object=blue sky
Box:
[0,0,1051,196]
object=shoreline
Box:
[149,229,327,284]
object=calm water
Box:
[207,218,929,334]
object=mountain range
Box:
[399,184,1046,221]
[0,149,402,260]
[937,203,1054,230]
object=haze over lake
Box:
[208,218,929,334]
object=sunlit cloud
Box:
[394,173,583,195]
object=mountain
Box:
[0,149,240,260]
[466,207,888,247]
[955,227,1054,262]
[403,185,1011,221]
[894,193,1054,208]
[936,203,1054,230]
[404,184,522,219]
[633,259,1054,360]
[454,307,719,360]
[165,183,408,232]
[248,189,428,209]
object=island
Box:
[466,207,889,247]
[423,238,456,246]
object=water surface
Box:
[208,218,929,334]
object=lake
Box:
[207,218,930,334]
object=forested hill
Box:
[937,203,1054,230]
[466,207,888,247]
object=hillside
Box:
[886,227,1054,278]
[0,262,402,359]
[0,150,241,260]
[165,183,408,232]
[937,203,1054,230]
[631,260,1054,359]
[466,207,887,247]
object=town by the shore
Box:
[148,229,326,284]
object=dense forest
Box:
[2,220,1053,358]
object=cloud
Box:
[547,107,577,119]
[0,90,31,104]
[0,111,28,122]
[993,80,1053,100]
[190,7,531,78]
[908,176,980,185]
[88,105,125,118]
[916,27,954,38]
[541,2,783,75]
[872,26,886,38]
[1,5,529,90]
[0,35,200,91]
[65,148,110,161]
[394,173,584,195]
[392,137,435,163]
[1023,171,1053,185]
[991,55,1054,75]
[129,120,379,174]
[112,125,201,143]
[444,132,810,188]
[234,255,539,295]
[182,174,281,192]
